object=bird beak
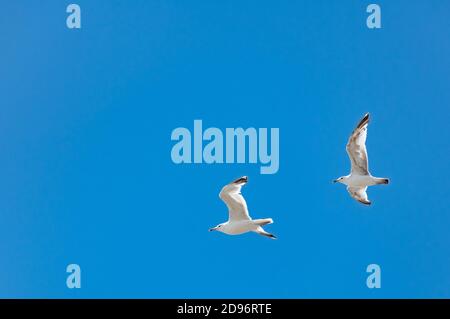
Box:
[209,227,217,232]
[333,179,338,183]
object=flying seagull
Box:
[334,113,389,205]
[209,176,276,239]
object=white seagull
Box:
[209,176,276,239]
[334,113,389,205]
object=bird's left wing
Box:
[219,176,251,221]
[347,186,371,205]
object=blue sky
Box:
[1,1,449,298]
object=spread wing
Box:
[347,186,371,205]
[346,113,370,175]
[219,176,251,222]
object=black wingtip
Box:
[232,176,248,184]
[357,113,370,129]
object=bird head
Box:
[209,224,224,232]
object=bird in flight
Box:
[334,113,389,205]
[209,176,276,239]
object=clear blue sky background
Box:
[1,1,449,298]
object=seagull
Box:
[334,113,389,205]
[209,176,276,239]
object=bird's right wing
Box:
[219,176,251,221]
[347,186,371,205]
[346,113,370,175]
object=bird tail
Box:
[253,218,273,226]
